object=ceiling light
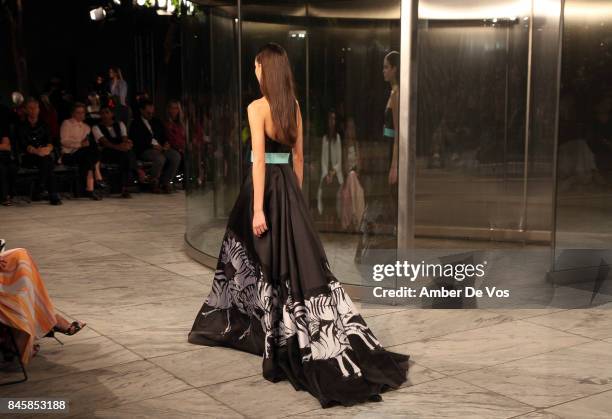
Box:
[90,7,107,21]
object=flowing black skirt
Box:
[188,163,409,408]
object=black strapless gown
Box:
[188,137,409,408]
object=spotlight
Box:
[90,7,107,21]
[113,0,121,5]
[137,0,146,6]
[158,0,167,8]
[167,2,175,12]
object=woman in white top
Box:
[59,103,103,200]
[317,110,343,222]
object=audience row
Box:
[0,97,187,205]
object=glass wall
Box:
[182,1,610,306]
[184,0,401,291]
[552,0,612,296]
[183,3,240,262]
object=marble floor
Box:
[1,192,612,418]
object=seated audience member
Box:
[60,103,103,200]
[93,107,137,198]
[0,119,18,206]
[18,98,62,205]
[130,99,180,193]
[165,100,186,155]
[0,245,86,365]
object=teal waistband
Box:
[251,151,290,164]
[383,127,396,138]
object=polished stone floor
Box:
[1,192,612,418]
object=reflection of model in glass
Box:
[383,51,399,202]
[317,109,343,226]
[188,43,409,408]
[354,52,400,263]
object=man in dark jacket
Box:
[19,98,62,205]
[129,99,180,193]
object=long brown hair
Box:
[256,43,297,145]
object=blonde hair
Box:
[166,100,184,125]
[110,66,123,80]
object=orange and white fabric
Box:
[0,248,56,364]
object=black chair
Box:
[0,324,28,386]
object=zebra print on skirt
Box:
[188,143,409,408]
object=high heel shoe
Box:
[44,321,87,345]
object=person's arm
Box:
[321,135,328,181]
[59,120,69,148]
[334,134,343,184]
[389,90,399,184]
[293,102,304,188]
[248,102,267,237]
[120,122,133,148]
[94,126,118,151]
[59,121,78,150]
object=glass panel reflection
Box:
[240,0,401,287]
[183,1,401,289]
[416,1,530,234]
[183,4,240,256]
[554,0,612,276]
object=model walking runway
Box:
[188,43,409,408]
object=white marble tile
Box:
[109,325,196,359]
[67,296,205,335]
[401,361,446,387]
[294,377,533,418]
[456,341,612,408]
[93,388,243,418]
[364,309,515,347]
[150,346,262,388]
[525,306,612,340]
[392,320,591,375]
[48,268,209,312]
[24,336,142,382]
[543,389,612,419]
[512,411,562,418]
[0,361,191,417]
[134,251,195,265]
[157,261,213,277]
[200,374,321,418]
[481,308,569,321]
[353,301,408,318]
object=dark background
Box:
[0,0,182,109]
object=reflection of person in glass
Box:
[317,109,343,226]
[188,43,408,408]
[383,51,400,187]
[340,117,365,231]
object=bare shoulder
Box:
[248,97,269,114]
